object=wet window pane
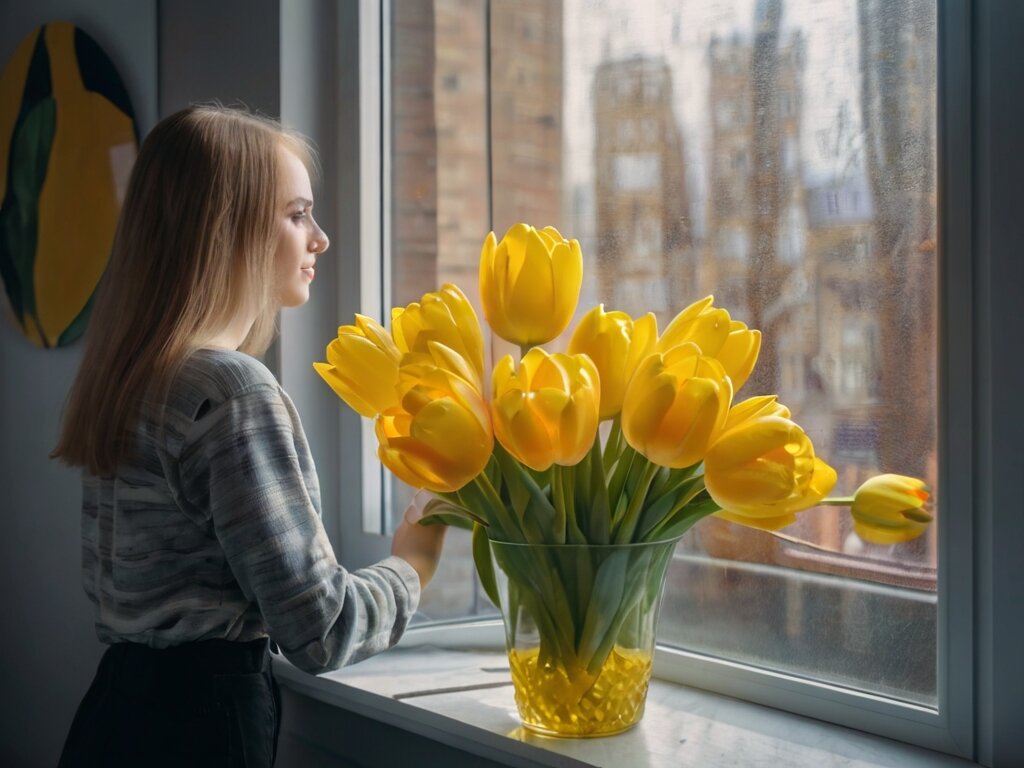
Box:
[389,0,938,706]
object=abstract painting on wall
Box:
[0,22,137,348]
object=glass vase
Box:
[489,536,681,737]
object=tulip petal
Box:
[714,508,797,531]
[718,325,761,392]
[652,376,726,467]
[506,228,558,344]
[314,362,378,418]
[708,416,796,469]
[550,237,584,336]
[723,395,789,431]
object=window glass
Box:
[388,0,937,706]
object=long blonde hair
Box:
[52,105,314,476]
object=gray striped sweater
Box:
[81,348,420,675]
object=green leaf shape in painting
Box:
[0,96,55,339]
[56,288,95,346]
[73,26,137,139]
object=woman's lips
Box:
[302,267,315,281]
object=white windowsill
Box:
[272,633,981,768]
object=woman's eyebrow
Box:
[287,196,314,208]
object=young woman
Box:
[51,105,446,767]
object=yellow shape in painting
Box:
[33,22,136,346]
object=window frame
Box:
[325,0,1019,761]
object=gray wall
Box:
[0,3,158,766]
[0,1,366,764]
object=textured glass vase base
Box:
[508,646,653,737]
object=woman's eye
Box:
[291,211,307,222]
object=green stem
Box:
[552,464,567,544]
[603,417,623,474]
[561,463,586,544]
[585,431,610,543]
[608,446,637,523]
[820,496,856,506]
[473,470,519,538]
[613,460,661,544]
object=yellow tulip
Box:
[491,348,600,471]
[658,297,762,392]
[391,283,486,388]
[704,410,837,530]
[376,348,493,493]
[567,305,657,420]
[621,343,733,468]
[721,395,790,431]
[717,320,761,392]
[850,474,933,544]
[657,296,731,357]
[479,223,583,347]
[314,315,400,418]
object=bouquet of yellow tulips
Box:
[315,222,933,736]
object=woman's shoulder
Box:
[182,348,278,391]
[169,348,282,419]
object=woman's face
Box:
[275,146,329,308]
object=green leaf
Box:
[608,446,637,518]
[472,523,501,609]
[493,444,555,543]
[551,464,567,544]
[648,465,672,500]
[576,550,629,660]
[613,460,660,544]
[586,435,611,544]
[636,475,705,541]
[493,544,578,668]
[419,512,473,530]
[421,497,486,526]
[646,496,721,542]
[584,548,655,676]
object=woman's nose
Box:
[311,225,329,254]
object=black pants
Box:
[58,638,281,767]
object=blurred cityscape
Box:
[390,0,938,703]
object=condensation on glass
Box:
[388,0,938,707]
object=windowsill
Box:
[272,637,980,768]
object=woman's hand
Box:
[390,490,447,589]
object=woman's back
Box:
[83,348,419,674]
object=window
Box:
[340,0,983,758]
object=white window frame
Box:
[331,1,1023,763]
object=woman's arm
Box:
[178,383,423,675]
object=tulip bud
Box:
[621,343,733,468]
[314,315,401,417]
[479,223,583,347]
[850,474,933,544]
[568,305,657,420]
[491,348,600,471]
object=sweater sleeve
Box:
[177,383,421,675]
